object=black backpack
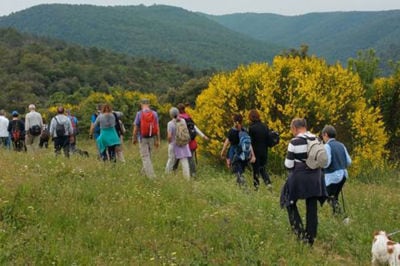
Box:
[55,117,65,137]
[267,129,280,147]
[184,117,197,140]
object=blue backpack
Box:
[237,129,252,161]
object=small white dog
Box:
[372,231,400,266]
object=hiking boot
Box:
[237,174,246,186]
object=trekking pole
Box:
[340,189,347,215]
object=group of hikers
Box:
[0,100,352,247]
[0,104,79,155]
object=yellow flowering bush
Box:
[193,56,388,177]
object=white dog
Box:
[372,231,400,266]
[387,241,400,266]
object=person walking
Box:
[49,106,73,157]
[0,109,10,149]
[280,118,327,246]
[220,114,255,186]
[174,103,209,177]
[66,109,79,153]
[90,104,121,162]
[248,109,273,190]
[8,111,26,151]
[24,104,43,153]
[132,99,160,179]
[165,107,192,179]
[321,125,352,214]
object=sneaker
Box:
[266,183,273,191]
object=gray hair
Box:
[0,109,5,116]
[291,118,307,129]
[169,107,179,119]
[322,125,337,138]
[28,104,36,110]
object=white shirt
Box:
[0,115,9,137]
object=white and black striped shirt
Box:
[284,131,317,169]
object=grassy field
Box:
[0,140,399,265]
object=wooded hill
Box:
[207,10,400,68]
[1,5,400,71]
[0,28,211,112]
[0,4,281,70]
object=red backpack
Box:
[140,110,158,137]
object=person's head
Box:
[290,118,307,136]
[102,103,112,113]
[28,104,36,111]
[321,125,336,142]
[177,103,186,114]
[66,109,71,116]
[11,110,19,117]
[96,104,103,114]
[248,109,260,123]
[0,109,5,116]
[57,106,65,114]
[140,98,150,109]
[169,107,179,119]
[233,113,243,128]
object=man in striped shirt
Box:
[281,118,327,246]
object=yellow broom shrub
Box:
[192,56,388,177]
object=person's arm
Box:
[324,143,332,168]
[220,138,230,159]
[194,125,209,140]
[284,141,295,169]
[167,122,172,143]
[344,146,352,167]
[132,112,140,144]
[249,146,256,163]
[154,111,160,148]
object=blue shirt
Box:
[324,138,352,186]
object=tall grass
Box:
[0,140,399,265]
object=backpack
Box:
[267,129,280,147]
[40,127,50,141]
[183,117,197,140]
[55,117,66,137]
[303,136,328,169]
[29,124,41,136]
[175,119,191,146]
[11,121,21,141]
[237,129,252,161]
[140,110,158,137]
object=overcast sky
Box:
[1,0,400,16]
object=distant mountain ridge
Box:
[206,10,400,65]
[0,4,281,69]
[1,4,400,70]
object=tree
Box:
[193,57,388,177]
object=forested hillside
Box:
[0,4,281,69]
[0,28,211,112]
[207,10,400,69]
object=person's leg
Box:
[108,145,116,162]
[188,151,196,177]
[165,143,176,173]
[305,197,318,245]
[139,138,156,179]
[286,201,304,239]
[252,162,260,189]
[180,157,190,180]
[62,136,70,158]
[54,137,62,156]
[232,160,245,185]
[25,134,34,152]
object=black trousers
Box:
[326,177,346,200]
[251,153,271,188]
[287,197,318,245]
[54,136,70,158]
[326,177,346,213]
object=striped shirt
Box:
[284,131,317,169]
